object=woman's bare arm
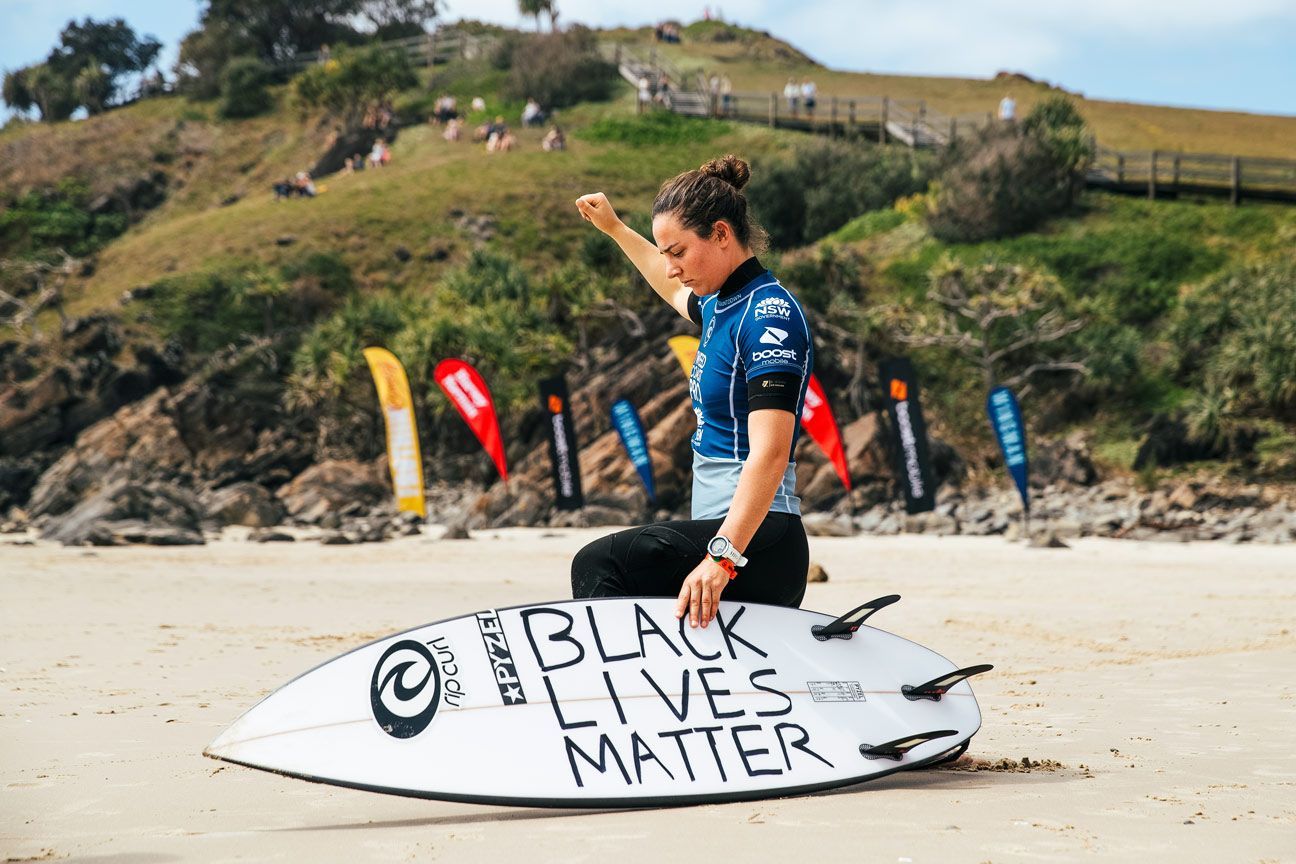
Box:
[575,192,693,319]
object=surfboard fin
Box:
[859,729,959,761]
[902,664,994,701]
[811,595,901,641]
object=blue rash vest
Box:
[686,257,813,519]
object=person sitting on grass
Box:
[541,124,566,152]
[443,117,463,142]
[522,98,545,127]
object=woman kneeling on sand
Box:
[573,155,814,629]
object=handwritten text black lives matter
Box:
[509,603,836,789]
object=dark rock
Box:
[220,195,241,207]
[40,479,204,546]
[275,235,296,246]
[204,482,284,527]
[393,246,412,262]
[319,531,354,545]
[807,562,829,583]
[802,512,856,537]
[1028,530,1070,549]
[1032,434,1100,488]
[423,246,450,262]
[440,522,471,540]
[277,460,388,524]
[0,457,40,512]
[249,528,295,542]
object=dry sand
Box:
[2,530,1294,863]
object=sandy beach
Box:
[2,530,1294,862]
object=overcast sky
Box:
[1,0,1293,115]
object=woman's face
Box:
[652,212,737,296]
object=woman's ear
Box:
[712,220,731,246]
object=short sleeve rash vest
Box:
[684,257,813,519]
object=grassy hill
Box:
[3,23,1294,486]
[629,23,1296,159]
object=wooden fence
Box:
[285,29,495,71]
[1088,146,1296,204]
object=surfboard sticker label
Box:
[210,598,984,806]
[807,681,868,703]
[476,610,528,705]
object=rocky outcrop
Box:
[202,482,284,528]
[277,459,388,523]
[40,478,204,546]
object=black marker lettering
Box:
[731,724,782,777]
[587,605,638,663]
[750,669,793,717]
[635,603,683,659]
[542,675,595,730]
[658,728,697,781]
[693,725,728,782]
[775,722,835,771]
[564,734,631,788]
[677,614,721,661]
[603,670,627,725]
[641,668,690,721]
[715,606,768,660]
[630,731,676,783]
[521,608,585,672]
[698,666,745,720]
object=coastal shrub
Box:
[219,57,273,119]
[747,139,934,249]
[927,96,1094,243]
[293,45,416,131]
[502,27,617,109]
[147,253,353,354]
[1167,257,1296,421]
[0,179,127,260]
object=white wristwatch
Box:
[707,535,749,567]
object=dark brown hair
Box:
[652,154,767,252]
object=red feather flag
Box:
[801,373,851,492]
[434,359,508,483]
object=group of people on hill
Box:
[783,78,818,117]
[272,171,316,200]
[431,96,563,153]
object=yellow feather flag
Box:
[667,335,700,378]
[363,347,427,518]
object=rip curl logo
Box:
[754,296,792,320]
[370,639,442,739]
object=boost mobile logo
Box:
[370,639,442,738]
[751,348,797,362]
[754,296,792,320]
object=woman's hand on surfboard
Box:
[675,557,731,629]
[574,192,621,235]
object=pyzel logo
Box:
[476,611,527,705]
[370,639,442,738]
[751,348,798,362]
[759,326,789,346]
[754,296,792,320]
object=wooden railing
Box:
[699,90,993,146]
[1089,146,1296,203]
[284,28,496,71]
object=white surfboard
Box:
[205,597,990,807]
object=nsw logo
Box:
[754,296,792,320]
[759,327,789,346]
[370,639,442,738]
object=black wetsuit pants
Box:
[570,512,808,608]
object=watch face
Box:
[707,537,727,557]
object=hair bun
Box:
[699,154,751,191]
